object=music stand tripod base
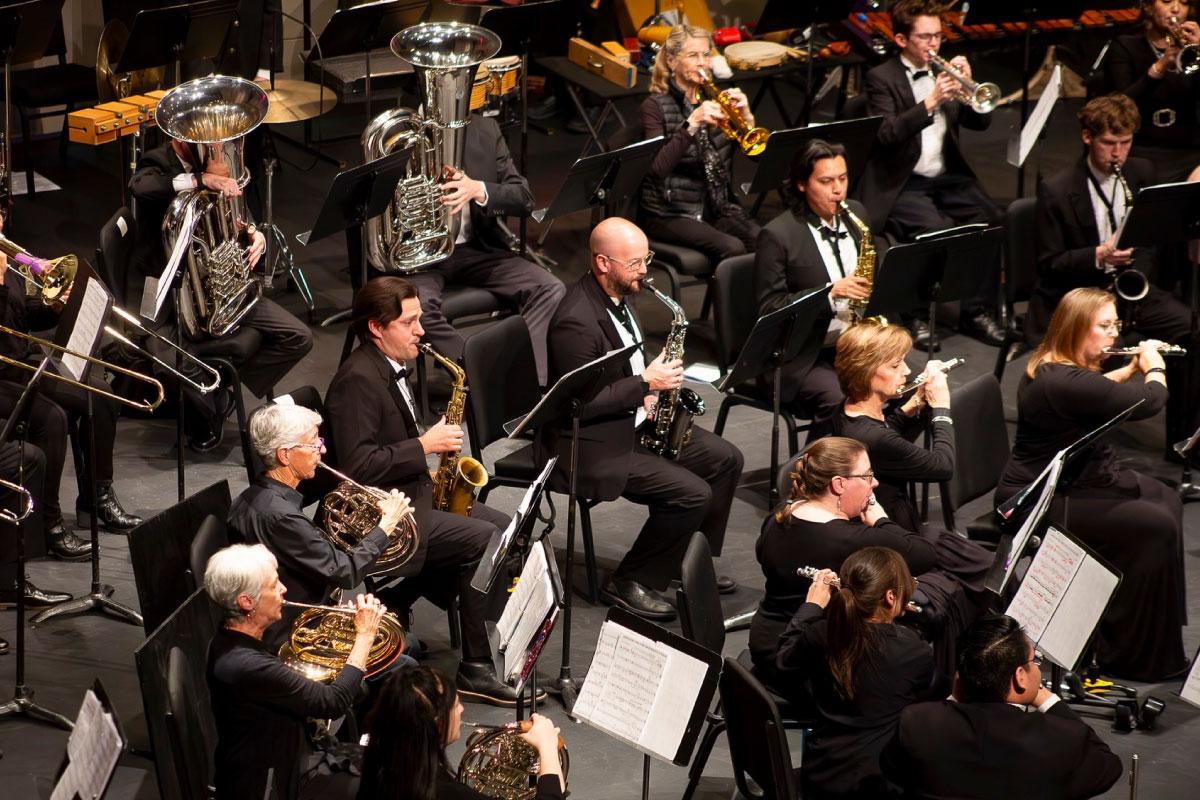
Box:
[0,685,74,731]
[31,584,142,628]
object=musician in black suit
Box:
[856,0,1004,346]
[324,276,527,706]
[534,217,744,620]
[755,140,881,439]
[400,113,565,386]
[130,139,313,452]
[1031,93,1198,446]
[882,614,1123,800]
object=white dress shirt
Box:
[384,354,419,422]
[1085,160,1129,272]
[454,184,491,245]
[608,297,648,427]
[902,55,947,179]
[808,214,859,346]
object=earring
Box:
[836,496,843,513]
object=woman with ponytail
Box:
[357,667,564,800]
[776,547,933,800]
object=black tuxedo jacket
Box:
[1028,155,1156,340]
[856,57,991,232]
[881,699,1122,799]
[459,114,535,253]
[533,273,648,501]
[128,142,193,280]
[324,342,434,576]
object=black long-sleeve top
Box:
[1103,34,1200,152]
[207,627,365,800]
[775,602,935,799]
[432,774,565,800]
[749,513,937,671]
[0,270,62,381]
[227,475,390,649]
[999,364,1168,495]
[833,406,954,532]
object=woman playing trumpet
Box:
[997,287,1186,681]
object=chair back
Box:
[712,254,758,373]
[941,374,1010,530]
[166,645,216,800]
[720,656,799,800]
[676,532,725,654]
[840,92,869,120]
[188,514,229,591]
[1004,197,1037,307]
[96,206,137,307]
[462,315,540,456]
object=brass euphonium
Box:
[316,462,419,573]
[158,75,269,340]
[420,343,488,515]
[363,23,501,273]
[457,720,569,800]
[277,600,407,683]
[695,68,770,156]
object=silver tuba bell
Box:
[158,75,269,339]
[363,23,501,273]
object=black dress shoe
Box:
[959,311,1006,347]
[187,426,223,453]
[716,575,738,595]
[910,320,941,353]
[0,581,74,608]
[0,637,8,655]
[600,577,677,621]
[77,482,143,532]
[456,661,547,707]
[47,524,93,562]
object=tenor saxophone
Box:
[841,201,887,326]
[421,343,489,516]
[639,278,706,460]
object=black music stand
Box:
[715,286,831,507]
[739,117,882,217]
[506,342,641,713]
[864,226,1004,359]
[298,148,412,361]
[755,0,854,125]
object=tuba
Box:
[278,600,407,683]
[317,462,419,574]
[457,721,569,800]
[841,201,887,326]
[158,76,269,340]
[363,23,501,273]
[421,343,489,516]
[639,278,705,460]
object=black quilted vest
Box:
[640,83,734,220]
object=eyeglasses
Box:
[1097,321,1122,334]
[292,437,325,452]
[840,470,875,481]
[908,32,943,42]
[1026,650,1044,668]
[599,251,655,270]
[678,50,710,62]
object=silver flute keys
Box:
[895,357,966,395]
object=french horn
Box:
[458,720,569,800]
[316,463,419,573]
[277,600,406,683]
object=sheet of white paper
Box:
[1008,65,1062,168]
[1040,547,1119,668]
[496,544,547,648]
[1001,450,1065,591]
[52,690,122,800]
[61,279,110,381]
[1181,657,1200,709]
[638,648,709,759]
[1006,526,1085,643]
[145,203,193,322]
[504,578,555,681]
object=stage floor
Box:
[1,81,1197,798]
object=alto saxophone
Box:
[639,278,706,460]
[420,343,489,516]
[841,200,887,326]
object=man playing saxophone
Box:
[324,276,528,706]
[535,217,744,621]
[756,140,887,440]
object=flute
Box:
[895,357,965,396]
[796,566,922,614]
[1102,344,1187,356]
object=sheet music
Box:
[574,621,709,762]
[143,203,193,322]
[999,449,1065,591]
[1181,656,1200,709]
[52,690,122,800]
[1006,527,1119,669]
[495,544,557,680]
[1008,64,1062,168]
[61,279,110,381]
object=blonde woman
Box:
[639,25,759,262]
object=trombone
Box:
[0,233,221,394]
[926,50,1001,113]
[0,478,34,524]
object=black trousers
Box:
[0,439,47,589]
[405,244,565,386]
[377,502,509,662]
[887,173,1003,315]
[640,212,761,265]
[779,347,844,442]
[616,426,744,589]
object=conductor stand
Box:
[506,343,640,713]
[756,0,853,126]
[0,358,74,732]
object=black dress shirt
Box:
[207,627,365,800]
[227,475,390,648]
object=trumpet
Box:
[0,478,34,524]
[1103,344,1187,356]
[278,599,407,682]
[1166,16,1200,75]
[895,357,966,396]
[0,233,221,394]
[316,462,419,573]
[696,69,770,156]
[926,51,1001,113]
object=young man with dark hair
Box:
[881,614,1123,799]
[857,0,1004,346]
[755,139,880,438]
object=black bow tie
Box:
[820,226,849,244]
[392,366,408,380]
[909,69,930,81]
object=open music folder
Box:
[50,680,125,800]
[490,538,563,686]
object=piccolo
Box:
[1102,344,1187,356]
[895,357,965,395]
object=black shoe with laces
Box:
[959,311,1006,347]
[600,577,677,621]
[47,524,93,561]
[77,482,143,532]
